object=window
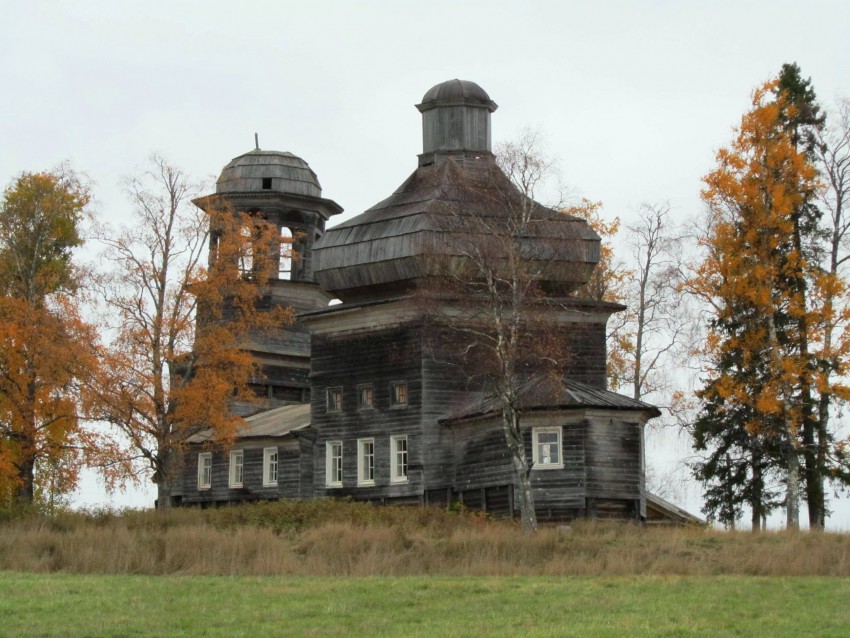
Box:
[263,447,278,486]
[327,387,342,412]
[238,226,253,274]
[357,438,375,486]
[390,435,408,483]
[198,452,212,490]
[358,385,374,410]
[229,450,244,487]
[326,441,343,487]
[532,427,563,469]
[262,177,272,190]
[391,381,408,407]
[279,227,292,279]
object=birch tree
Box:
[94,155,292,511]
[624,203,686,403]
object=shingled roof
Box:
[188,402,310,443]
[440,376,661,424]
[313,158,600,302]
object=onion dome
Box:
[216,149,322,198]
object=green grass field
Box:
[1,573,849,637]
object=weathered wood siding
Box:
[449,411,644,522]
[310,323,424,501]
[585,417,642,500]
[419,331,477,490]
[563,321,607,389]
[450,415,586,520]
[178,435,312,505]
[421,105,491,154]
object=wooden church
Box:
[170,79,694,524]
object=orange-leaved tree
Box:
[0,167,117,507]
[686,80,821,529]
[94,155,292,511]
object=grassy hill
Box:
[2,500,849,576]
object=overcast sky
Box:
[3,1,849,524]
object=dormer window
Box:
[262,177,272,190]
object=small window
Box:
[532,427,563,469]
[357,438,375,486]
[262,177,272,190]
[263,447,278,486]
[358,385,374,410]
[391,381,408,407]
[390,435,408,483]
[326,441,343,487]
[279,227,292,279]
[198,453,212,490]
[327,387,342,412]
[229,450,244,487]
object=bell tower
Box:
[194,147,342,411]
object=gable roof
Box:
[440,376,661,424]
[188,403,311,443]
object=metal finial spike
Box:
[254,133,259,150]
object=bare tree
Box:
[93,155,290,510]
[811,98,850,522]
[419,132,599,531]
[623,203,687,404]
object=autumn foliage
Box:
[0,169,119,507]
[686,79,836,528]
[94,157,292,510]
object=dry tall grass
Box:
[2,501,849,576]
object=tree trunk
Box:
[502,407,537,532]
[154,463,172,512]
[766,311,800,530]
[784,437,801,530]
[815,392,830,529]
[750,448,763,532]
[15,455,36,506]
[796,301,822,528]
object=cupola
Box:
[312,81,600,303]
[416,79,498,165]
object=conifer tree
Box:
[775,63,827,527]
[687,79,820,529]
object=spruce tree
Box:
[776,62,827,528]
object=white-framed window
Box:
[532,426,563,469]
[390,435,408,483]
[198,452,212,490]
[327,386,342,412]
[357,438,375,486]
[229,449,244,487]
[358,385,374,410]
[391,381,408,407]
[326,440,343,487]
[263,447,278,486]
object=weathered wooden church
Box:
[170,79,696,524]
